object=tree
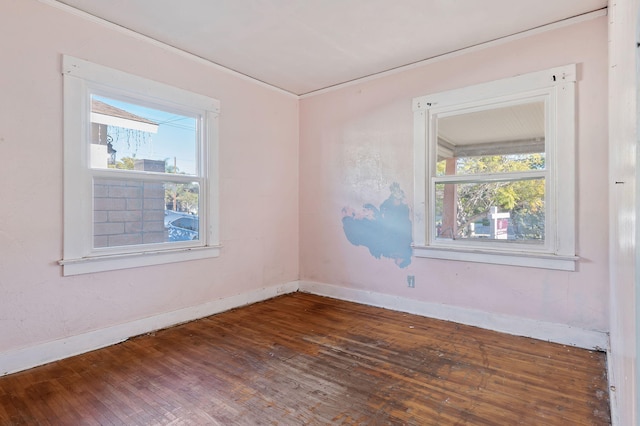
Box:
[164,161,199,214]
[439,153,545,240]
[110,156,136,170]
[166,183,199,213]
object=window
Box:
[412,65,577,270]
[60,56,220,275]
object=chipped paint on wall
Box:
[342,183,412,268]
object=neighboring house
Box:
[90,99,158,168]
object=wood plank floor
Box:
[0,293,610,425]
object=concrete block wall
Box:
[93,159,167,248]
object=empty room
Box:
[0,0,637,424]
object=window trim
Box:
[60,56,221,275]
[412,65,577,271]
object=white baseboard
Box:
[0,281,299,376]
[2,279,609,377]
[298,280,609,351]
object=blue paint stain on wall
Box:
[341,183,412,268]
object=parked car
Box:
[165,212,199,241]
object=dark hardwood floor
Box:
[0,292,610,425]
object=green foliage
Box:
[165,162,199,214]
[165,183,199,214]
[438,153,546,240]
[108,156,137,170]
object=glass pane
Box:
[90,95,198,175]
[436,154,545,177]
[436,100,545,176]
[93,178,200,248]
[435,178,544,242]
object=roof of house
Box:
[91,99,157,126]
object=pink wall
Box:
[0,1,609,360]
[299,17,609,332]
[0,1,299,352]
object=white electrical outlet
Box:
[407,275,415,288]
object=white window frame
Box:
[60,56,221,276]
[412,65,577,271]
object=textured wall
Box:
[0,1,610,360]
[299,17,609,332]
[0,0,299,353]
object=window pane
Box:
[436,100,545,176]
[90,95,198,175]
[436,153,545,176]
[93,178,200,248]
[435,178,545,242]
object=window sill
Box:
[59,245,221,276]
[412,245,578,271]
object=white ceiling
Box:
[55,0,607,96]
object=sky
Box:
[92,95,198,175]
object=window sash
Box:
[85,95,209,255]
[429,175,549,252]
[90,175,206,256]
[412,64,576,270]
[432,169,547,185]
[87,89,205,177]
[61,55,221,275]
